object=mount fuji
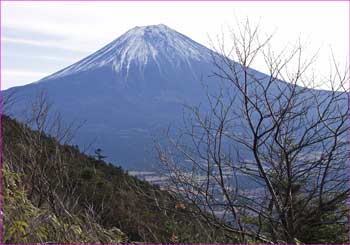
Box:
[4,24,224,169]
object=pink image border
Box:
[0,0,348,245]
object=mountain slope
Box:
[5,24,337,170]
[2,115,236,243]
[4,24,220,170]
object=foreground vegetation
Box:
[4,112,347,244]
[2,115,239,243]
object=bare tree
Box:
[157,19,349,243]
[23,89,84,144]
[3,90,127,243]
[4,89,85,214]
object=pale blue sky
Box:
[1,1,348,90]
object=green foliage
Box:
[295,203,349,244]
[2,159,126,244]
[80,167,94,180]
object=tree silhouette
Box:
[94,148,107,161]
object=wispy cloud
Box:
[2,26,67,41]
[2,53,78,62]
[2,36,90,53]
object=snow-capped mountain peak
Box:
[43,24,213,81]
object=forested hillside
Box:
[2,115,235,243]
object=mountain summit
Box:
[5,24,339,170]
[43,24,212,81]
[5,25,220,169]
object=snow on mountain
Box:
[43,24,213,81]
[5,24,343,171]
[5,24,220,170]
